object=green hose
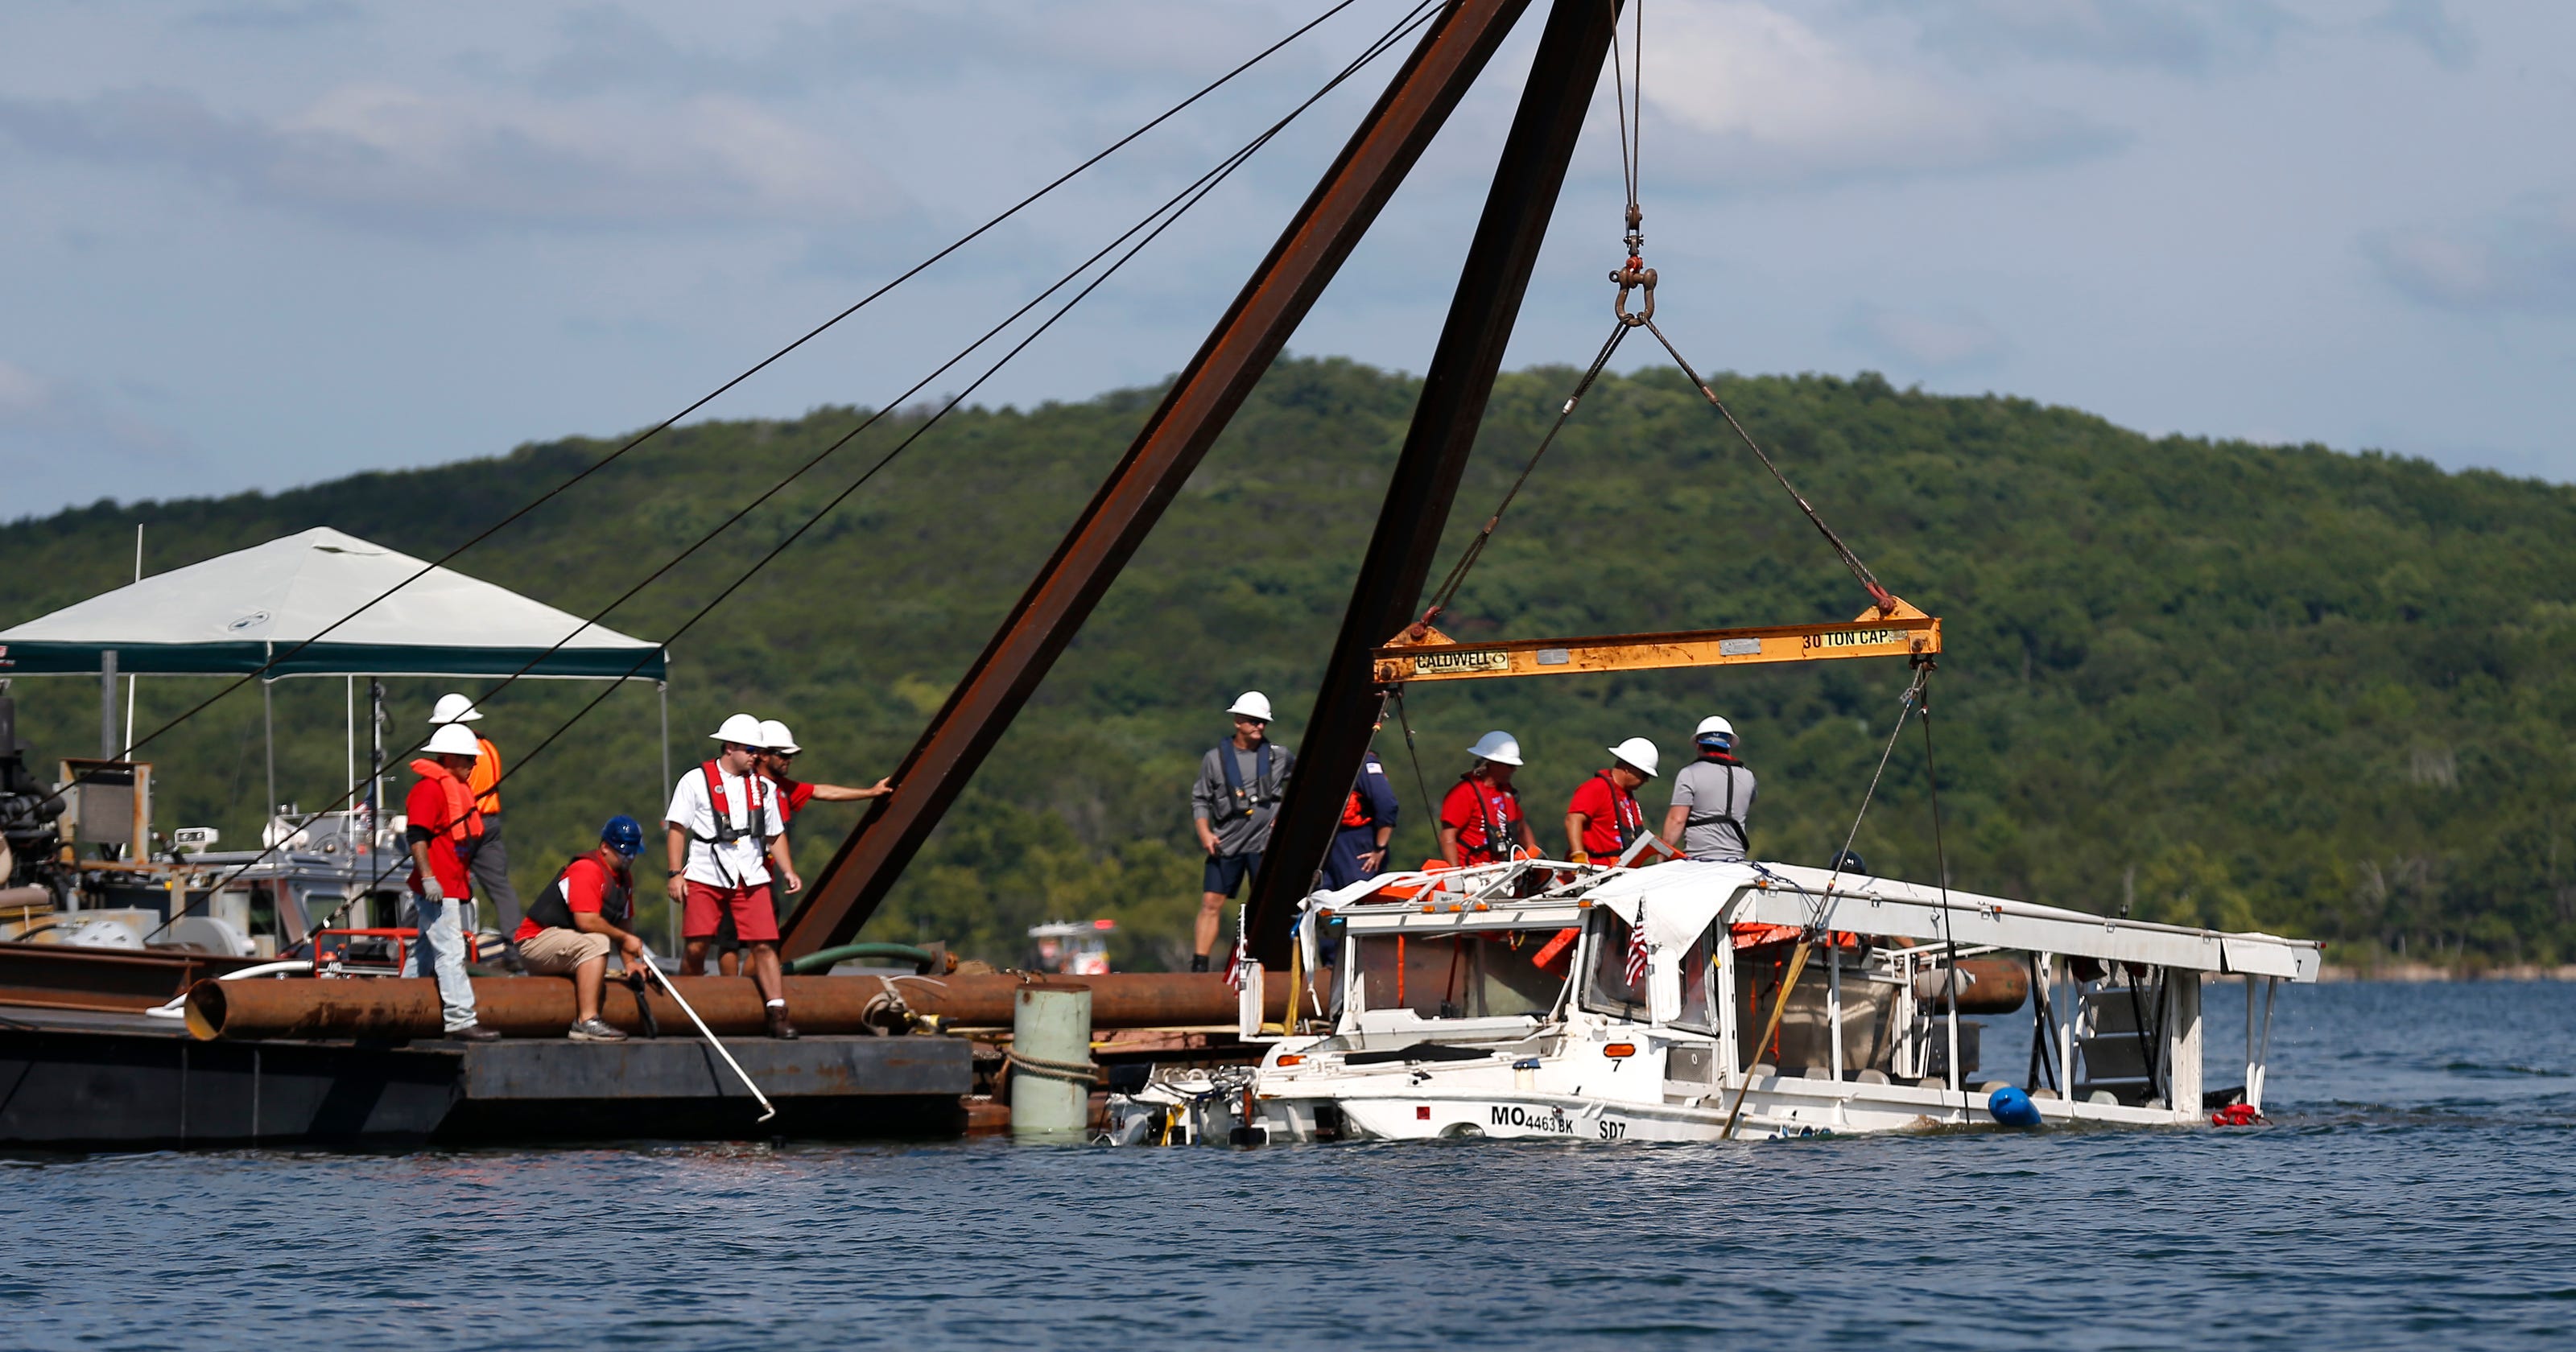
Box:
[785,942,940,975]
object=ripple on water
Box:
[4,983,2575,1350]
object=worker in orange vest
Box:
[407,722,498,1041]
[430,693,523,967]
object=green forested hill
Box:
[6,358,2573,967]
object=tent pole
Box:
[100,649,118,760]
[658,672,672,954]
[263,677,275,828]
[123,525,141,757]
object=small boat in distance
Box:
[1113,855,2316,1144]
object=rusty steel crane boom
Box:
[785,0,1628,960]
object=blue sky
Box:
[3,0,2570,521]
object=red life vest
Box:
[1449,773,1518,865]
[695,760,773,845]
[408,758,485,843]
[1591,769,1645,847]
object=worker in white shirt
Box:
[664,713,795,1039]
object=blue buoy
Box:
[1988,1085,2044,1128]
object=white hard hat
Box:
[427,693,482,725]
[1608,737,1660,778]
[1695,715,1736,743]
[710,712,768,747]
[1467,730,1523,767]
[758,719,801,754]
[423,723,483,757]
[1228,691,1274,721]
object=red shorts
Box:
[683,880,778,943]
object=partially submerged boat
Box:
[1115,855,2317,1144]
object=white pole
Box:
[1827,946,1843,1082]
[123,524,140,753]
[638,948,774,1122]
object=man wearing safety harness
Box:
[516,815,649,1042]
[1663,715,1757,863]
[405,723,497,1041]
[1566,736,1658,863]
[1189,692,1294,973]
[1440,730,1540,867]
[665,713,797,1038]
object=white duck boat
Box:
[1113,855,2317,1145]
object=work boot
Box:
[1190,954,1210,973]
[448,1023,502,1043]
[568,1017,629,1043]
[766,1006,800,1041]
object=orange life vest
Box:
[1340,788,1371,829]
[465,736,503,816]
[409,758,486,843]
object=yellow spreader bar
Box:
[1373,598,1940,685]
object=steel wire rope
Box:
[1918,673,1966,1108]
[57,0,1381,798]
[1415,322,1630,624]
[1642,318,1892,611]
[142,0,1454,951]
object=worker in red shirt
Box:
[753,718,892,899]
[1439,731,1539,867]
[405,722,497,1041]
[514,815,650,1041]
[1564,736,1659,864]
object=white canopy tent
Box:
[0,526,671,822]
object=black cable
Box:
[1419,321,1629,620]
[1919,674,1962,1102]
[65,0,1377,793]
[152,0,1453,949]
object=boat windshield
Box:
[1579,910,1646,1020]
[1352,930,1570,1020]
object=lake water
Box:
[6,981,2572,1350]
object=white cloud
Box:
[1897,0,2293,76]
[2375,0,2477,71]
[1841,304,2008,370]
[0,359,52,414]
[2367,196,2576,314]
[0,84,907,235]
[1640,2,2120,189]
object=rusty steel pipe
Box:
[187,971,1286,1041]
[1917,957,2029,1016]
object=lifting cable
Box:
[61,0,1380,801]
[138,0,1454,946]
[1417,0,1894,630]
[1720,660,1930,1137]
[1416,321,1630,625]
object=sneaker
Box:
[448,1023,502,1043]
[766,1008,800,1041]
[568,1017,629,1043]
[1189,954,1210,973]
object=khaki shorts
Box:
[518,927,613,974]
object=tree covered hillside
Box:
[6,357,2573,967]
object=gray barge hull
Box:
[0,1007,972,1151]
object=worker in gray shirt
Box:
[1189,691,1294,971]
[1662,715,1757,862]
